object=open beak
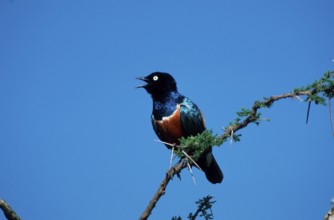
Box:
[136,77,150,88]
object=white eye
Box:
[153,75,159,81]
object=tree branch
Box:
[139,70,334,219]
[324,199,334,220]
[188,196,215,220]
[220,90,312,141]
[0,200,21,220]
[139,161,188,220]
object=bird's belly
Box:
[155,105,183,146]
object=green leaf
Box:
[178,130,224,160]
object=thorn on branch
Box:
[154,139,202,171]
[306,101,311,124]
[186,159,197,185]
[328,98,334,137]
[169,147,175,170]
[230,129,234,144]
[294,95,304,102]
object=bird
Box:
[137,72,223,184]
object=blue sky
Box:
[1,0,333,219]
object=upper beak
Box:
[136,77,150,88]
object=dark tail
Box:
[197,151,223,184]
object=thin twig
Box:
[189,196,214,220]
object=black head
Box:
[137,72,178,99]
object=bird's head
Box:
[137,72,177,99]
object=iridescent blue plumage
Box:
[180,97,206,137]
[138,72,223,184]
[152,91,183,120]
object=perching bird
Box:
[137,72,223,184]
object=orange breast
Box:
[154,104,183,146]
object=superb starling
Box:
[137,72,223,184]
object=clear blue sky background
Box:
[1,0,333,219]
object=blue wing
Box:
[179,97,206,136]
[179,97,224,183]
